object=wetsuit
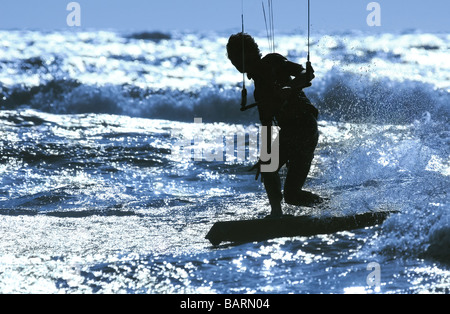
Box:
[250,53,319,214]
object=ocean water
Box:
[0,29,449,294]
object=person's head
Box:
[227,33,261,74]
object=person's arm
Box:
[277,61,314,101]
[287,61,314,90]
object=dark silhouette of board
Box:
[206,211,396,246]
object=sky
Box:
[0,0,449,33]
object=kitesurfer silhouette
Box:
[227,33,323,217]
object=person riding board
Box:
[227,33,323,217]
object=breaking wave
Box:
[1,74,448,125]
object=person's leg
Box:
[261,130,287,217]
[283,152,322,206]
[283,125,322,207]
[262,171,283,216]
[283,155,310,200]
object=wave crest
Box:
[1,69,448,125]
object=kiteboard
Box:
[205,211,396,246]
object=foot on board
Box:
[285,191,324,207]
[264,213,293,219]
